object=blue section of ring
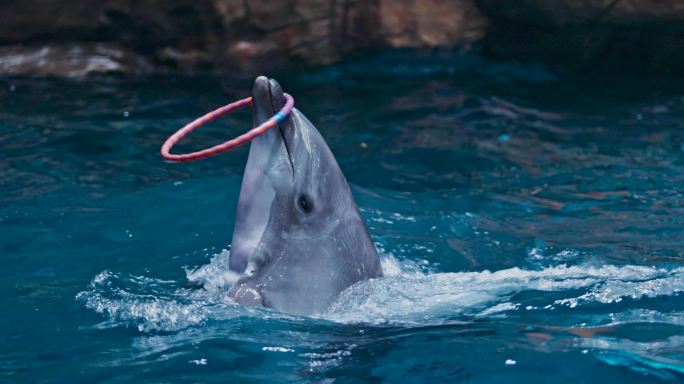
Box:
[273,112,286,123]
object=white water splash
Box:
[78,250,684,332]
[185,249,241,295]
[555,273,684,308]
[76,250,684,378]
[76,270,216,332]
[321,264,684,324]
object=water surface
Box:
[2,51,684,382]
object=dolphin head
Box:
[227,76,382,316]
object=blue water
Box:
[2,51,684,383]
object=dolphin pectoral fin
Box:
[227,280,263,307]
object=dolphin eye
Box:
[297,195,313,214]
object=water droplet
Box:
[262,347,294,353]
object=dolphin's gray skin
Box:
[227,76,382,316]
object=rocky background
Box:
[0,0,682,77]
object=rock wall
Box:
[3,0,684,77]
[0,0,487,77]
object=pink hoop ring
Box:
[161,93,294,162]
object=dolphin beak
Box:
[228,77,293,273]
[252,76,285,125]
[251,76,294,176]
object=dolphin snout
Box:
[228,77,291,274]
[252,76,286,126]
[250,76,295,178]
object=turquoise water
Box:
[2,51,684,383]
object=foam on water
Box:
[77,270,221,332]
[76,250,684,377]
[323,263,684,324]
[185,249,242,294]
[78,250,684,330]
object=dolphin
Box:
[226,76,382,316]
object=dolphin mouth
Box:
[266,80,295,178]
[251,76,295,179]
[228,76,295,274]
[277,122,294,178]
[283,133,295,179]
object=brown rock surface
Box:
[0,0,490,76]
[379,0,487,48]
[4,0,684,76]
[0,44,152,77]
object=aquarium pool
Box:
[1,51,684,383]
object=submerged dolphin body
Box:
[227,76,382,316]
